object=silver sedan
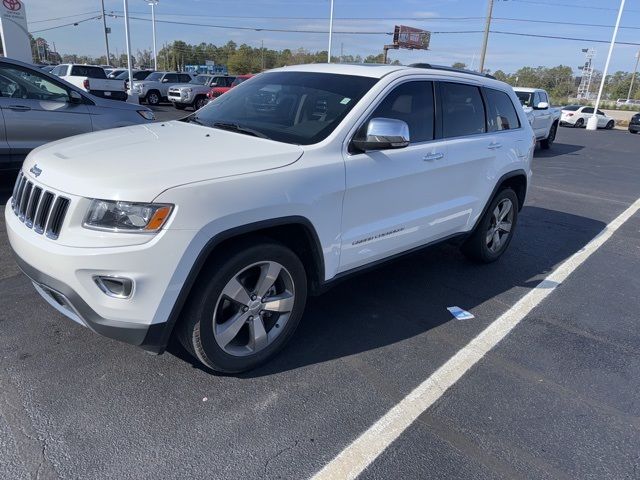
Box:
[0,58,155,171]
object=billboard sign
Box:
[393,25,431,50]
[0,0,31,62]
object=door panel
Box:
[0,108,11,168]
[0,63,92,161]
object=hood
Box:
[90,94,152,112]
[23,121,304,201]
[168,83,197,90]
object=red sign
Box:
[3,0,22,11]
[393,25,431,50]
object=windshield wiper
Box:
[184,116,207,126]
[213,122,270,139]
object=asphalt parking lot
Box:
[1,124,639,479]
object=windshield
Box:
[562,105,580,111]
[146,72,164,82]
[515,91,534,107]
[182,72,378,145]
[190,75,210,85]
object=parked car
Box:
[0,57,155,171]
[6,63,534,372]
[207,74,253,100]
[513,88,561,149]
[130,72,194,105]
[560,105,615,129]
[51,64,127,101]
[629,113,640,134]
[114,69,154,91]
[616,98,640,107]
[168,75,235,111]
[107,69,127,79]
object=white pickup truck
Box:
[51,64,127,102]
[513,88,561,149]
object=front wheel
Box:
[462,188,519,263]
[606,120,615,130]
[193,96,208,110]
[177,241,308,373]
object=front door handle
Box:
[423,152,444,161]
[9,105,31,112]
[488,141,503,150]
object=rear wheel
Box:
[540,122,557,150]
[147,90,161,106]
[606,120,615,130]
[574,118,585,128]
[462,188,519,263]
[630,129,638,134]
[178,241,307,373]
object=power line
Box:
[491,30,640,46]
[28,11,101,25]
[30,16,102,34]
[508,0,640,13]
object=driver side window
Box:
[0,65,69,102]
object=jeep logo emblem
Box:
[29,165,42,177]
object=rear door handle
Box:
[488,142,502,150]
[9,105,31,112]
[423,152,444,161]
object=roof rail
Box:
[408,63,496,80]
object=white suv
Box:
[6,64,534,373]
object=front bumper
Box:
[14,255,167,352]
[5,200,195,353]
[168,90,193,103]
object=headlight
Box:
[137,110,155,121]
[184,88,192,93]
[83,200,173,233]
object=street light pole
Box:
[478,0,494,73]
[587,0,626,130]
[627,50,640,102]
[149,1,159,71]
[123,0,137,103]
[101,0,111,65]
[327,0,334,63]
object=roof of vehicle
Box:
[512,87,543,92]
[268,63,507,85]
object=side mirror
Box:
[352,118,410,152]
[535,101,549,110]
[162,78,169,83]
[69,90,83,104]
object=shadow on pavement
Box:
[167,206,606,377]
[535,142,584,158]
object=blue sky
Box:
[24,0,640,74]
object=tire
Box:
[174,103,186,110]
[146,90,161,106]
[461,188,519,263]
[193,96,207,111]
[177,241,308,373]
[606,120,615,130]
[630,129,638,134]
[574,118,584,128]
[540,121,557,150]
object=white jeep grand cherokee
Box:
[6,63,534,373]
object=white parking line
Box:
[312,198,640,480]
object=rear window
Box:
[563,105,580,111]
[485,88,521,131]
[70,66,107,79]
[441,82,486,138]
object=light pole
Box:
[587,0,626,130]
[327,0,334,63]
[101,0,111,65]
[147,0,159,71]
[123,0,138,103]
[627,50,640,103]
[478,0,494,73]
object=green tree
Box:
[451,62,467,69]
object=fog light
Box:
[94,276,134,299]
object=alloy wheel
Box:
[486,198,514,253]
[212,261,295,357]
